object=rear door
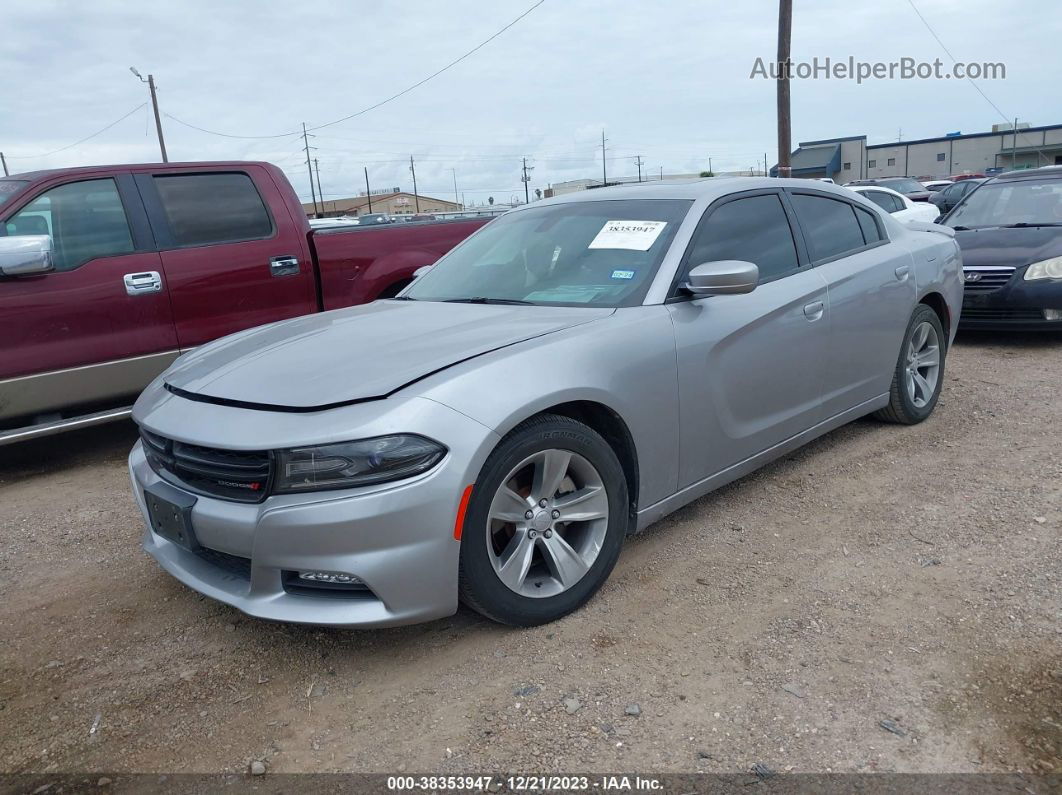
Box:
[136,165,316,349]
[789,190,915,416]
[0,174,178,422]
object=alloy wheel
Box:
[485,448,609,598]
[905,320,941,409]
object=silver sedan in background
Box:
[128,178,962,628]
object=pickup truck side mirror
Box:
[0,234,55,277]
[684,260,759,296]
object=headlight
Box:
[274,434,446,493]
[1024,256,1062,281]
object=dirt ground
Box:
[0,331,1059,778]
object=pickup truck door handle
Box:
[123,271,163,296]
[270,255,300,277]
[803,300,825,321]
[895,265,911,281]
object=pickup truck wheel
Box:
[874,304,946,425]
[458,414,628,626]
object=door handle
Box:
[803,300,825,321]
[270,255,300,277]
[123,271,163,296]
[895,265,911,281]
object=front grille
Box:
[196,547,253,579]
[961,307,1044,321]
[963,266,1015,293]
[141,430,272,503]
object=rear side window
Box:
[863,190,903,213]
[791,194,866,261]
[686,194,799,283]
[855,206,884,243]
[153,172,272,247]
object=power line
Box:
[4,103,147,159]
[164,1,545,140]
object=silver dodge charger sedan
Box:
[128,178,962,628]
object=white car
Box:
[921,179,954,192]
[849,185,940,223]
[308,216,360,229]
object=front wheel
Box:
[458,414,629,626]
[874,304,946,425]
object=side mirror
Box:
[0,235,55,276]
[412,265,433,279]
[684,260,758,296]
[928,193,945,207]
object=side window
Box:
[791,194,867,261]
[862,190,895,213]
[153,172,272,247]
[3,179,133,272]
[685,194,799,283]
[855,206,884,244]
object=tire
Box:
[458,414,629,626]
[874,304,946,425]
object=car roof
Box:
[6,161,274,181]
[527,176,859,209]
[992,166,1062,182]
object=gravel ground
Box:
[0,331,1059,777]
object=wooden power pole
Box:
[776,0,793,178]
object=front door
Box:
[136,166,317,349]
[0,175,178,422]
[667,191,829,489]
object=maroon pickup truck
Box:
[0,161,489,444]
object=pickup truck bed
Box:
[0,161,489,444]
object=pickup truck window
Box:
[153,172,273,247]
[3,178,134,272]
[0,180,28,208]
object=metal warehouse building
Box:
[772,122,1062,183]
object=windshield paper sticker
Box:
[611,269,635,280]
[588,220,667,251]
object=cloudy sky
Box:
[3,0,1059,205]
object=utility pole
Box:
[600,130,608,186]
[302,123,319,218]
[659,166,663,180]
[409,156,420,212]
[634,155,644,182]
[708,156,713,175]
[313,158,324,214]
[364,167,372,213]
[521,157,534,203]
[764,153,768,176]
[1013,117,1019,168]
[451,168,459,205]
[775,0,793,178]
[0,152,7,177]
[130,67,168,162]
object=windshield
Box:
[0,180,28,208]
[945,179,1062,228]
[405,199,692,307]
[883,178,926,194]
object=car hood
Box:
[954,226,1062,269]
[163,301,613,409]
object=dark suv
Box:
[943,166,1062,329]
[845,177,931,202]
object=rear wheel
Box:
[874,304,946,424]
[458,414,628,626]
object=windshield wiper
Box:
[443,297,534,305]
[998,222,1062,228]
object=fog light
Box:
[1043,309,1062,321]
[298,571,364,585]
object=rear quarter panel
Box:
[897,222,963,344]
[312,218,490,309]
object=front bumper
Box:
[128,393,499,628]
[959,276,1062,330]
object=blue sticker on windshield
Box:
[611,269,635,280]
